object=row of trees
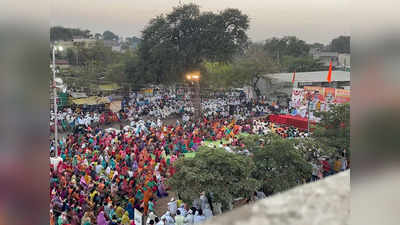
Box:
[53,4,349,94]
[50,26,141,43]
[50,26,91,41]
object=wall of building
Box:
[338,53,351,67]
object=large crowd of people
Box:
[50,92,290,134]
[49,111,256,225]
[49,91,348,225]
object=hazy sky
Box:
[51,0,350,44]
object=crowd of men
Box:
[50,92,287,134]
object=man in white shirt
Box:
[50,152,63,170]
[168,198,177,216]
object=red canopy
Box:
[268,114,316,131]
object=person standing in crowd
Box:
[193,209,206,224]
[175,209,185,225]
[168,198,177,216]
[311,161,320,181]
[184,209,195,225]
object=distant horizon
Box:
[50,0,350,45]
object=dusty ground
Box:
[153,191,177,217]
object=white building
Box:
[313,52,339,67]
[256,70,351,104]
[338,53,351,68]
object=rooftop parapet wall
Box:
[204,170,350,225]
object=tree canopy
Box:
[202,43,278,95]
[282,55,324,72]
[328,36,350,53]
[50,26,92,41]
[249,134,312,195]
[138,3,250,84]
[264,36,310,60]
[313,103,350,155]
[102,30,119,41]
[168,147,260,209]
[263,36,324,72]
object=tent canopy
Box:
[98,83,120,91]
[71,96,111,105]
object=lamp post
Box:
[52,45,63,155]
[186,71,201,120]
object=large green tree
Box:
[263,36,325,73]
[168,147,260,210]
[232,43,278,97]
[103,30,119,41]
[202,43,278,96]
[245,134,312,195]
[264,36,310,60]
[138,4,249,84]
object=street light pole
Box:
[52,46,58,155]
[186,71,201,120]
[195,80,200,120]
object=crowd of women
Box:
[49,91,347,225]
[49,108,267,225]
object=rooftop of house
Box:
[266,70,350,83]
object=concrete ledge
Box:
[204,171,350,225]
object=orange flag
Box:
[327,60,332,83]
[292,71,296,84]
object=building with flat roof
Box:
[313,52,339,67]
[268,70,350,89]
[256,70,350,105]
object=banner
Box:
[335,89,351,103]
[290,86,350,117]
[290,88,304,108]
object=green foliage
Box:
[313,104,350,154]
[125,36,142,49]
[202,43,278,94]
[103,30,119,41]
[249,135,312,195]
[292,138,338,161]
[282,55,324,72]
[168,147,260,208]
[329,35,350,53]
[310,42,325,50]
[50,26,91,41]
[264,36,310,60]
[138,4,250,84]
[232,44,278,87]
[202,62,235,89]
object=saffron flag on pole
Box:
[292,71,296,84]
[327,60,332,83]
